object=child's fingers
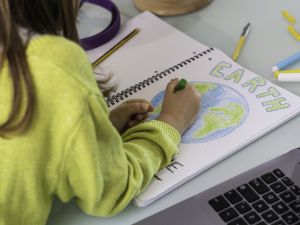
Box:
[119,103,150,116]
[128,112,150,127]
[125,99,148,104]
[166,78,179,94]
[128,118,146,127]
[125,99,153,110]
[128,120,139,127]
[134,112,149,121]
[123,100,153,113]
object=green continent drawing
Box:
[193,102,245,139]
[194,83,217,94]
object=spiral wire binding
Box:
[106,48,214,107]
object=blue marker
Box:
[272,51,300,72]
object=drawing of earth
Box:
[150,82,249,143]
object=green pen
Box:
[174,79,187,92]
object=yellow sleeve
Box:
[56,93,181,216]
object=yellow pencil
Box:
[232,23,250,61]
[92,28,140,68]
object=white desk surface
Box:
[47,0,300,224]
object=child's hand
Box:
[157,78,201,135]
[94,66,119,97]
[109,99,154,133]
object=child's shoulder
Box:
[27,35,99,94]
[27,35,86,62]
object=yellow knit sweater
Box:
[0,35,180,225]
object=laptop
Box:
[134,148,300,225]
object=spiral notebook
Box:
[86,11,300,207]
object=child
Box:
[0,1,201,225]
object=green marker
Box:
[174,79,187,92]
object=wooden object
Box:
[133,0,213,16]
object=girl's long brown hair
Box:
[0,0,80,136]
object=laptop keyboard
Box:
[209,169,300,225]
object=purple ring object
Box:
[79,0,121,50]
